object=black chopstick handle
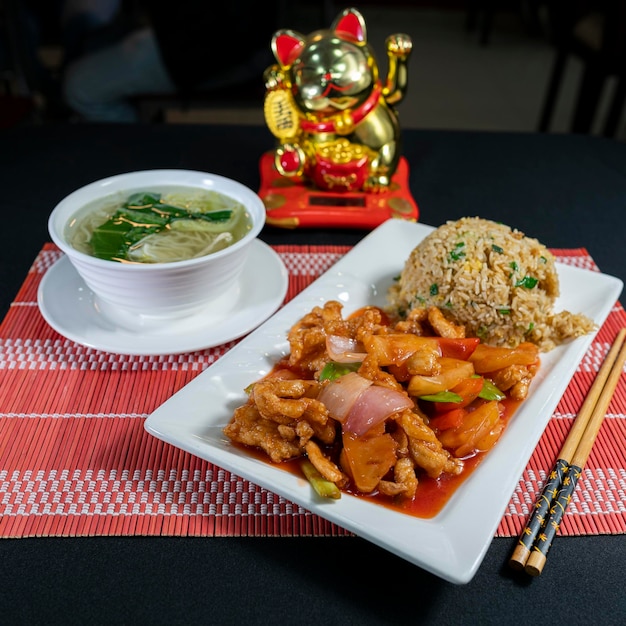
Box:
[511,458,569,564]
[524,463,582,576]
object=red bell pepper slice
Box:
[429,408,468,431]
[433,376,484,413]
[435,337,480,360]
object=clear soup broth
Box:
[66,187,252,264]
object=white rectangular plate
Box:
[145,220,623,584]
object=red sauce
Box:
[377,454,483,518]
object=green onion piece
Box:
[515,275,539,289]
[430,283,439,296]
[492,244,503,253]
[120,207,171,225]
[419,391,463,403]
[88,191,234,261]
[448,242,466,261]
[125,192,161,207]
[194,210,233,223]
[318,361,360,381]
[479,379,506,401]
[301,460,341,499]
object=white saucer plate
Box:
[37,240,289,355]
[144,219,623,584]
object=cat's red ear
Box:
[333,8,366,43]
[272,30,305,67]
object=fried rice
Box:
[387,217,595,351]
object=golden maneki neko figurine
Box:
[260,7,418,228]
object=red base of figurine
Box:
[258,152,419,229]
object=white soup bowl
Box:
[48,169,266,328]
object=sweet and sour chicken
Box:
[224,301,540,502]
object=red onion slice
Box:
[344,385,414,437]
[325,335,367,363]
[317,372,372,422]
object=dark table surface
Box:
[0,123,625,625]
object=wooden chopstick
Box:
[509,328,626,573]
[524,332,626,575]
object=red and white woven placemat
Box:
[0,244,624,538]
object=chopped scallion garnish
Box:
[301,460,341,499]
[515,276,538,289]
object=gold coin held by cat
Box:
[264,90,300,141]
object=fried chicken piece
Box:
[276,418,337,450]
[390,427,409,457]
[404,344,441,376]
[377,481,406,497]
[398,409,464,478]
[326,305,386,343]
[287,301,344,372]
[489,364,535,400]
[293,420,314,443]
[288,301,390,374]
[394,457,419,496]
[393,307,428,335]
[305,440,348,488]
[357,353,405,391]
[378,457,418,498]
[224,403,302,462]
[277,424,297,442]
[253,379,328,425]
[288,325,328,373]
[427,306,466,338]
[304,420,338,445]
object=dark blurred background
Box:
[1,0,625,140]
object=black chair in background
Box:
[465,0,545,46]
[538,0,626,136]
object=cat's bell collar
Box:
[300,83,383,135]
